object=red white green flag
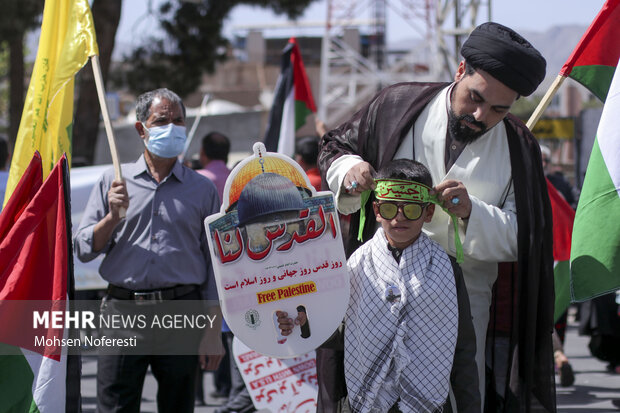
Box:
[0,153,79,412]
[570,58,620,301]
[559,0,620,101]
[264,38,317,157]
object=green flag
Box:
[570,58,620,301]
[559,0,620,101]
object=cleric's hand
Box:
[343,162,376,194]
[433,179,472,219]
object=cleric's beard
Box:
[447,109,487,144]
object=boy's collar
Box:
[387,242,403,263]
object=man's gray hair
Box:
[135,88,186,122]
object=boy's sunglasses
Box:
[376,201,427,221]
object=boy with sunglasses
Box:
[345,159,460,413]
[279,159,476,412]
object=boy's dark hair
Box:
[0,136,8,169]
[202,132,230,162]
[375,159,433,188]
[294,136,319,166]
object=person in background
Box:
[213,334,257,413]
[540,144,579,209]
[74,88,224,413]
[194,130,256,413]
[0,136,10,211]
[198,131,232,197]
[319,22,554,412]
[539,144,576,387]
[294,135,322,191]
[193,131,234,405]
[579,291,620,375]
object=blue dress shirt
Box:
[74,155,220,300]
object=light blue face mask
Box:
[142,122,187,158]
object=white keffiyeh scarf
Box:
[344,229,458,413]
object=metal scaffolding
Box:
[318,0,492,126]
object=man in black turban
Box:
[461,22,546,97]
[317,22,556,413]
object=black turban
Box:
[461,22,546,96]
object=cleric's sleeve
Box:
[459,184,518,262]
[326,155,365,214]
[319,92,381,215]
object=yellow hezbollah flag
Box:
[3,0,98,206]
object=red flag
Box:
[546,178,575,321]
[559,0,620,101]
[0,153,70,358]
[0,152,80,411]
[0,152,43,239]
[546,179,575,262]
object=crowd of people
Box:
[2,18,619,413]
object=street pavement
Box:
[80,353,238,413]
[554,313,620,412]
[80,311,620,412]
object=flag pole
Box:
[90,55,126,218]
[181,93,212,161]
[526,75,566,130]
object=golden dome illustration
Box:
[228,148,310,207]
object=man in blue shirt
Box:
[75,88,224,412]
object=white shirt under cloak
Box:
[345,228,458,413]
[327,85,518,408]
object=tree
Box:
[72,0,122,166]
[119,0,317,97]
[73,0,317,165]
[0,0,44,148]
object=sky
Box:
[116,0,607,52]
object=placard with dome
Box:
[205,142,349,358]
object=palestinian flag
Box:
[264,38,317,157]
[570,58,620,301]
[546,179,575,321]
[559,0,620,101]
[0,153,80,412]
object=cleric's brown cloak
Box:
[318,82,555,412]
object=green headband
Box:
[374,179,432,203]
[359,179,464,264]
